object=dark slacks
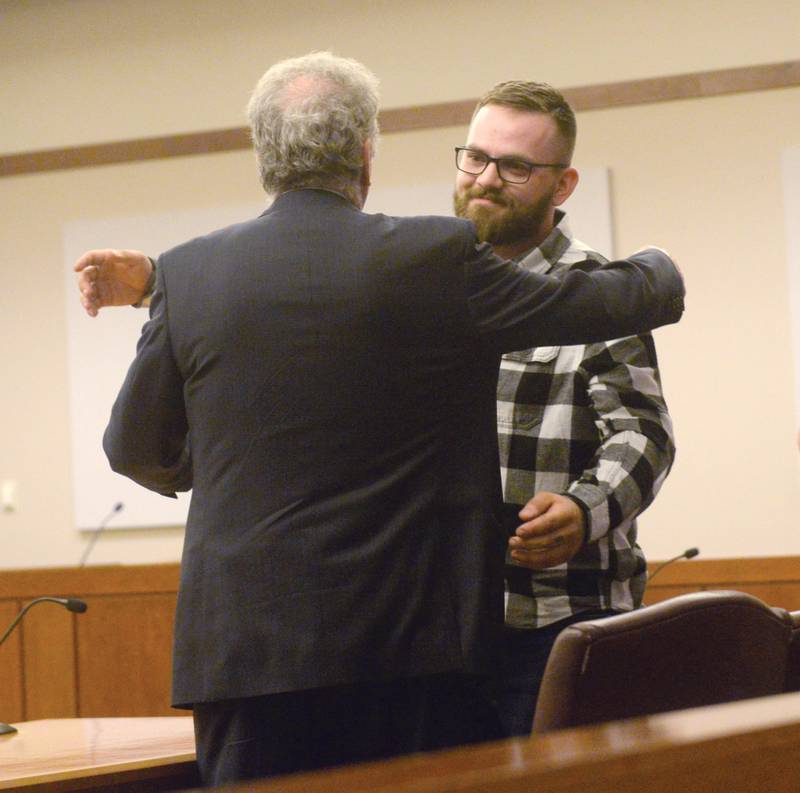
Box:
[495,609,619,736]
[192,673,504,787]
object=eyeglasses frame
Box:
[454,146,569,184]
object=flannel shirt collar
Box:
[514,210,572,274]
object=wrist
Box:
[132,257,157,308]
[563,493,591,546]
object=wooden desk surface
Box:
[0,717,196,792]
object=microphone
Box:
[0,596,88,648]
[648,547,700,583]
[78,501,124,567]
[0,596,88,735]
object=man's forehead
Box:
[467,105,559,154]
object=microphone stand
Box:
[78,502,124,567]
[648,547,700,583]
[1,597,88,735]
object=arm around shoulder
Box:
[595,247,684,330]
[465,242,685,352]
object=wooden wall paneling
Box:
[725,583,800,612]
[0,601,24,725]
[3,558,800,721]
[0,564,181,601]
[75,593,177,717]
[22,603,77,720]
[642,585,699,606]
[646,556,800,588]
[644,557,800,610]
[644,557,800,609]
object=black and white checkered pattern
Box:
[500,212,675,628]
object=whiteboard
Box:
[63,204,263,530]
[560,167,614,258]
[64,170,612,530]
[783,145,800,428]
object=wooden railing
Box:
[1,556,799,723]
[236,692,800,793]
[0,564,180,724]
[645,555,800,609]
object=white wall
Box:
[2,0,800,568]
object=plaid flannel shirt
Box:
[499,212,675,629]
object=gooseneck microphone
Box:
[647,547,700,583]
[78,501,124,567]
[0,596,87,648]
[0,596,88,735]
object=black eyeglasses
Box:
[455,147,568,184]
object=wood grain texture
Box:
[0,601,24,726]
[75,594,177,717]
[3,558,800,720]
[0,717,197,791]
[229,692,800,793]
[0,564,180,600]
[641,584,698,605]
[646,557,800,610]
[647,554,800,584]
[2,61,798,177]
[23,603,77,719]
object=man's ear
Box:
[553,167,579,207]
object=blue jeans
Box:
[495,610,619,736]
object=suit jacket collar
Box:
[261,187,360,217]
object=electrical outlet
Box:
[1,480,17,513]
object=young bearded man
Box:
[454,81,675,736]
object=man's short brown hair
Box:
[475,81,576,163]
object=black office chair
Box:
[532,590,793,733]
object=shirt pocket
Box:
[497,402,541,431]
[502,346,560,365]
[497,346,561,431]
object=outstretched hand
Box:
[508,491,585,570]
[74,249,153,317]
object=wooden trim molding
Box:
[646,555,800,587]
[0,556,797,599]
[0,563,181,600]
[2,60,798,178]
[644,555,800,612]
[0,128,252,179]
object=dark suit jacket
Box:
[104,189,683,707]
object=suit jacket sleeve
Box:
[103,263,192,496]
[464,239,685,352]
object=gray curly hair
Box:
[246,52,380,203]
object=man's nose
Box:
[475,161,504,189]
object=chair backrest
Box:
[786,610,800,692]
[532,590,793,734]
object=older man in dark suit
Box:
[89,52,683,785]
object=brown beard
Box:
[453,184,553,246]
